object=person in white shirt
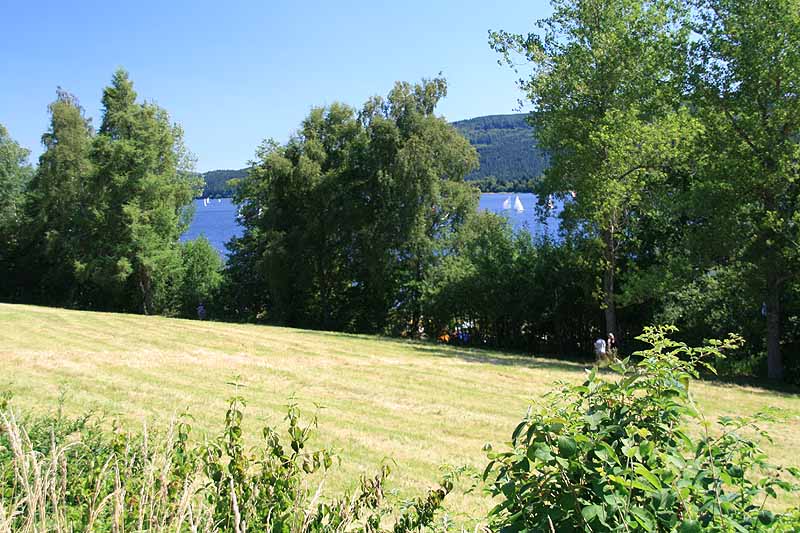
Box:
[594,337,607,362]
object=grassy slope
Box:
[2,303,799,515]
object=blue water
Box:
[479,193,562,237]
[180,198,243,255]
[181,193,561,256]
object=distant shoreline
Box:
[481,191,534,195]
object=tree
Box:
[689,0,800,380]
[229,77,478,333]
[178,237,224,318]
[363,79,479,332]
[85,69,200,314]
[490,0,695,340]
[23,89,94,305]
[423,211,599,354]
[0,124,33,298]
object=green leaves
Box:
[485,326,800,532]
[581,503,606,524]
[230,77,478,333]
[18,70,199,315]
[634,465,662,491]
[493,0,698,340]
[557,436,578,458]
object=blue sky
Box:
[1,1,550,171]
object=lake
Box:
[181,193,561,256]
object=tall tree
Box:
[23,89,94,304]
[491,0,695,340]
[0,124,33,298]
[358,79,479,332]
[230,77,478,332]
[690,0,800,380]
[86,69,199,314]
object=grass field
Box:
[2,303,799,517]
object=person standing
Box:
[594,336,607,362]
[607,333,618,360]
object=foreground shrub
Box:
[484,326,800,532]
[0,396,454,532]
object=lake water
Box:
[180,198,243,254]
[181,193,561,256]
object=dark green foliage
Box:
[0,124,33,299]
[468,175,539,193]
[178,236,224,317]
[489,0,800,382]
[228,77,479,333]
[452,113,546,184]
[685,0,800,381]
[201,168,248,198]
[20,89,94,306]
[7,70,203,317]
[493,0,695,345]
[422,212,599,355]
[484,326,800,532]
[83,69,201,314]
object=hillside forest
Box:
[1,0,798,384]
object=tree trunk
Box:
[602,230,617,338]
[766,268,783,381]
[603,267,617,338]
[139,270,152,316]
[412,254,423,338]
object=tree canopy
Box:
[228,77,479,332]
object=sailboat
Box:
[502,196,511,210]
[513,195,524,213]
[217,198,221,204]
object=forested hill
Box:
[452,113,546,187]
[200,168,248,198]
[199,113,546,196]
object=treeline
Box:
[1,0,798,384]
[219,80,595,358]
[200,168,248,198]
[470,175,538,193]
[0,73,223,316]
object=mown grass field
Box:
[2,303,799,516]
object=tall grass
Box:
[0,397,458,533]
[0,410,213,532]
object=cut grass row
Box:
[2,303,799,515]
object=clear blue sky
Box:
[1,0,550,172]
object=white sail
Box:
[502,196,511,210]
[513,195,524,212]
[217,198,221,203]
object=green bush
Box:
[483,326,800,532]
[179,236,224,317]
